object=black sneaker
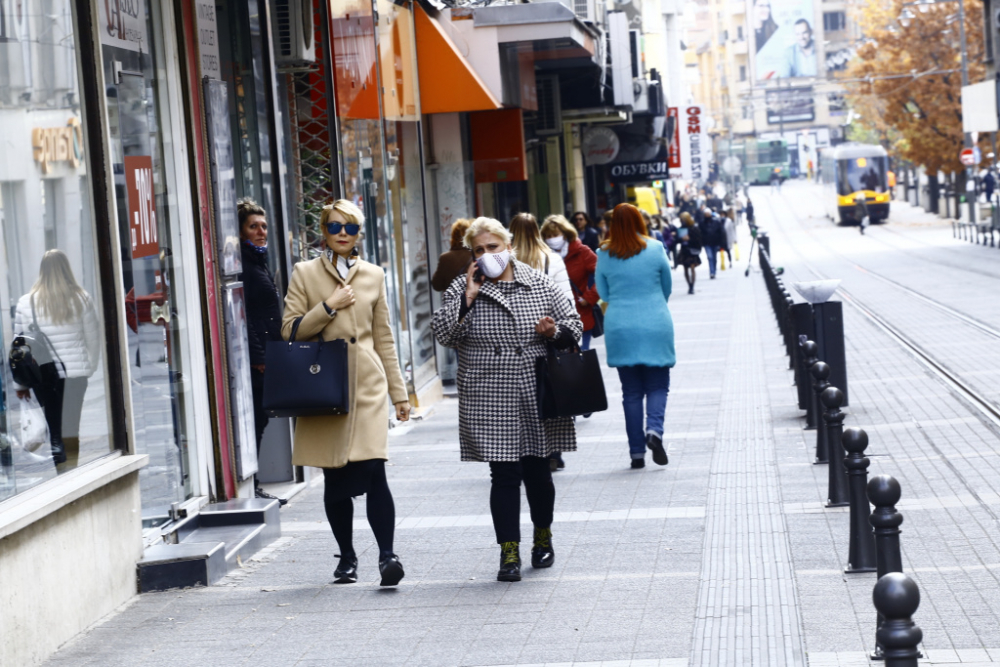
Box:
[255,486,288,506]
[630,458,646,469]
[531,528,554,568]
[378,555,405,587]
[646,432,669,466]
[333,554,358,584]
[497,541,521,582]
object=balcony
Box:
[729,39,748,55]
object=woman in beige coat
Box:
[282,199,411,587]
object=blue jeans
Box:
[581,330,592,351]
[704,246,720,276]
[616,366,671,459]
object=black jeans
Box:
[34,364,88,467]
[323,460,396,560]
[250,367,268,453]
[488,456,555,544]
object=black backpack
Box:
[9,295,64,389]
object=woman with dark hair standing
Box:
[679,212,703,295]
[432,218,474,292]
[282,199,411,587]
[571,211,600,251]
[595,204,676,469]
[237,198,287,505]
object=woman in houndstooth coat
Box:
[432,217,582,583]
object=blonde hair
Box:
[540,214,578,242]
[320,199,365,228]
[463,217,513,252]
[31,249,89,325]
[509,213,548,271]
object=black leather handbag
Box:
[535,343,608,419]
[9,295,64,389]
[262,317,349,418]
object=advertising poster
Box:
[124,155,158,259]
[667,106,712,182]
[749,0,817,79]
[766,87,816,124]
[224,284,258,481]
[203,79,241,277]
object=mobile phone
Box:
[473,266,485,284]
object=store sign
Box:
[609,160,670,182]
[194,1,221,80]
[32,117,84,174]
[582,127,620,166]
[125,155,158,259]
[668,106,712,182]
[99,0,148,53]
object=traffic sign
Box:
[960,147,978,166]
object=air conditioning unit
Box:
[270,0,315,69]
[535,75,562,136]
[573,0,596,22]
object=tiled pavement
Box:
[43,185,1000,666]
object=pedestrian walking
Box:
[13,249,100,470]
[431,218,474,292]
[540,215,599,351]
[237,198,287,505]
[746,197,755,225]
[510,213,574,303]
[678,212,702,294]
[770,168,782,193]
[595,204,675,469]
[281,199,411,587]
[854,193,870,235]
[723,210,737,266]
[571,211,600,252]
[431,217,582,582]
[699,208,726,279]
[984,169,996,204]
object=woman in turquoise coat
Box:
[595,203,676,468]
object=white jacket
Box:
[14,292,101,380]
[543,250,574,303]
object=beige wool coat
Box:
[281,255,408,468]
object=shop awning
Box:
[414,5,501,115]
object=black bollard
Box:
[873,572,923,667]
[802,340,819,430]
[821,387,849,507]
[868,475,904,577]
[811,362,831,463]
[785,297,796,367]
[843,428,877,573]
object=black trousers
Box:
[488,456,555,544]
[34,364,88,467]
[323,460,396,559]
[250,367,268,453]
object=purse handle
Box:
[287,315,325,344]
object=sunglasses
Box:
[325,222,360,236]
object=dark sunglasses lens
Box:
[325,223,360,235]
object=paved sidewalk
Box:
[42,199,1000,666]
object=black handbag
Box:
[9,295,64,389]
[535,343,608,419]
[262,317,350,418]
[569,279,604,338]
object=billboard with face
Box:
[750,0,817,80]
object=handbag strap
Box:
[287,315,324,343]
[29,293,66,368]
[544,254,550,274]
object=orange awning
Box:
[414,5,502,115]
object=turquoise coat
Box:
[595,237,676,368]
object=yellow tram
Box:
[820,144,891,224]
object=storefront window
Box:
[98,0,200,525]
[0,0,114,500]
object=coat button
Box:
[350,337,356,344]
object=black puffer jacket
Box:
[239,242,283,365]
[699,215,727,248]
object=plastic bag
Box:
[19,396,49,452]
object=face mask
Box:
[477,249,511,279]
[545,237,566,252]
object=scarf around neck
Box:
[325,248,356,279]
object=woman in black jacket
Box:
[237,198,286,505]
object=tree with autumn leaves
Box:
[846,0,986,175]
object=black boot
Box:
[333,554,358,584]
[50,439,66,466]
[646,432,669,466]
[378,554,405,587]
[531,527,554,568]
[497,541,521,582]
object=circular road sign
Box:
[960,147,977,166]
[722,156,742,176]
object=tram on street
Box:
[820,143,891,224]
[716,138,791,184]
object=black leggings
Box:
[488,456,555,544]
[323,460,396,560]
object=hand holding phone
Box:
[465,262,483,306]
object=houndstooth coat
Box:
[432,260,583,462]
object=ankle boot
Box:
[531,527,554,568]
[497,541,521,582]
[333,553,358,584]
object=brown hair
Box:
[509,213,548,271]
[237,197,266,228]
[540,214,578,242]
[600,203,648,260]
[679,212,695,227]
[449,218,471,250]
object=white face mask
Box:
[477,249,511,279]
[545,237,567,252]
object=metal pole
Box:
[958,0,975,225]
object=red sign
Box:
[667,107,681,169]
[124,155,158,259]
[960,148,977,166]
